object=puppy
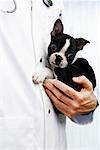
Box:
[47,19,96,91]
[32,19,96,91]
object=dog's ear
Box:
[51,19,64,36]
[75,38,90,50]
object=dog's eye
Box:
[51,44,57,52]
[67,53,73,58]
[67,53,74,64]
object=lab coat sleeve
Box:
[70,112,94,124]
[69,81,99,124]
[70,99,99,124]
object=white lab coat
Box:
[0,0,94,150]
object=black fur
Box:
[54,58,96,91]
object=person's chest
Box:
[0,0,63,67]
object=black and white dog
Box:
[32,19,96,91]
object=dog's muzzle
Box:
[49,52,68,68]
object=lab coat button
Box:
[40,58,42,63]
[48,109,51,114]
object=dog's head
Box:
[48,19,90,68]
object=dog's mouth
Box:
[51,61,59,67]
[51,61,66,68]
[52,61,56,65]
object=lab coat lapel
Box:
[33,0,63,65]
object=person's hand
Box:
[43,76,97,118]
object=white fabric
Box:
[0,0,99,150]
[63,1,100,150]
[0,1,66,150]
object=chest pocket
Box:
[0,0,17,13]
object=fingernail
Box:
[72,77,79,81]
[46,79,52,82]
[48,79,57,83]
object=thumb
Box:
[72,76,93,91]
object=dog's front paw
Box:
[32,72,46,84]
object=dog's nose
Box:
[55,54,63,65]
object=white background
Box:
[63,0,100,150]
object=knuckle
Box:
[58,94,63,100]
[78,95,84,102]
[54,100,59,107]
[69,112,76,118]
[73,102,80,110]
[50,84,54,89]
[51,87,56,93]
[65,89,68,94]
[71,110,76,117]
[82,75,86,80]
[65,89,70,95]
[68,110,76,118]
[49,92,53,97]
[89,82,93,90]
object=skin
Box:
[43,76,97,118]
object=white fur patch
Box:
[72,51,82,64]
[32,67,54,84]
[61,39,70,54]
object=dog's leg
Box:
[32,67,54,84]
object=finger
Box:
[77,100,97,113]
[72,76,93,91]
[44,81,81,110]
[78,107,94,113]
[45,89,76,117]
[79,99,97,110]
[44,79,79,100]
[44,81,75,106]
[45,88,69,112]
